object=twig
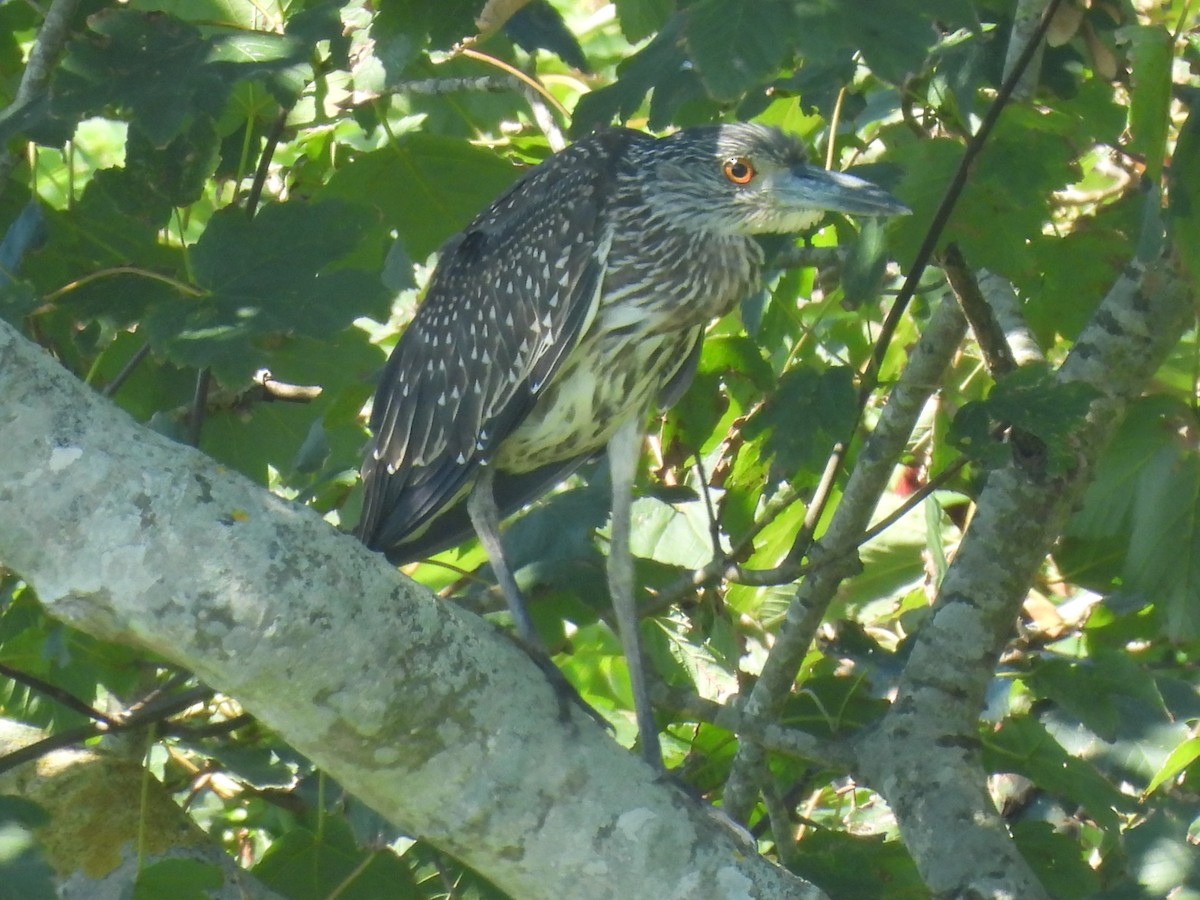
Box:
[861,0,1068,406]
[387,74,522,95]
[0,684,215,777]
[187,367,212,447]
[0,661,118,727]
[0,0,82,193]
[941,243,1017,378]
[100,342,152,397]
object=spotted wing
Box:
[358,130,634,557]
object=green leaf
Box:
[125,118,221,210]
[143,199,388,381]
[614,0,673,43]
[684,0,797,101]
[949,364,1099,473]
[1058,396,1200,639]
[1024,228,1127,342]
[983,715,1129,832]
[128,0,276,30]
[5,10,309,148]
[1124,808,1200,897]
[1010,821,1099,900]
[741,366,857,485]
[253,819,421,900]
[630,495,715,570]
[571,17,697,132]
[374,0,480,53]
[21,179,180,328]
[840,216,896,307]
[504,1,590,72]
[986,365,1097,445]
[826,0,945,87]
[1029,650,1168,743]
[790,829,925,899]
[321,136,519,260]
[132,858,223,900]
[1144,736,1200,796]
[888,114,1078,280]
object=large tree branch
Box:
[855,254,1195,897]
[0,319,824,900]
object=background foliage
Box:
[1,0,1198,897]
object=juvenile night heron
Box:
[357,123,907,766]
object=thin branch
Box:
[722,295,968,820]
[0,684,214,777]
[187,367,212,448]
[250,370,323,403]
[652,685,849,769]
[0,661,117,727]
[941,243,1017,378]
[978,269,1045,368]
[245,107,288,218]
[769,244,844,271]
[186,105,291,446]
[861,0,1068,406]
[454,46,569,120]
[101,342,152,397]
[388,74,523,95]
[0,0,82,193]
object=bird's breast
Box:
[491,328,696,472]
[491,231,761,473]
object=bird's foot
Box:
[514,638,612,732]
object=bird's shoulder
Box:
[439,128,644,259]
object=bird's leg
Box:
[466,468,606,728]
[606,416,664,770]
[467,466,540,649]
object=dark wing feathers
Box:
[358,129,634,555]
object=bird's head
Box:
[643,122,909,235]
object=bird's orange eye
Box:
[722,157,755,185]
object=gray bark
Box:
[856,256,1195,897]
